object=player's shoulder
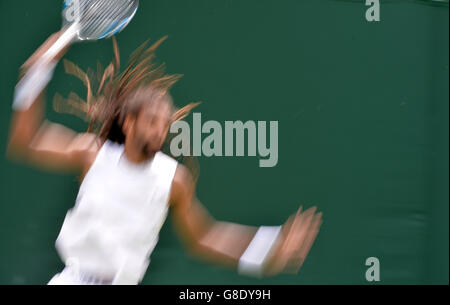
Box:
[169,162,195,209]
[173,162,190,181]
[171,161,195,193]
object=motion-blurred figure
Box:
[7,31,323,285]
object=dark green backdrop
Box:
[0,0,448,284]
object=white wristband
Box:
[13,60,58,111]
[238,225,282,278]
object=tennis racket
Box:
[14,0,139,110]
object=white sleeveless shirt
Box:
[55,140,178,284]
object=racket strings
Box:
[81,1,131,38]
[65,0,138,40]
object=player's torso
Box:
[55,139,178,283]
[78,140,168,229]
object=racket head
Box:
[62,0,139,41]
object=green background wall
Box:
[0,0,448,284]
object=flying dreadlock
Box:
[53,36,201,181]
[53,35,200,141]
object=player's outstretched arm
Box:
[7,31,99,174]
[169,164,323,277]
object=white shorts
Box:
[48,266,113,285]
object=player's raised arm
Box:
[7,31,99,174]
[169,164,323,277]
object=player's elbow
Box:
[6,132,30,161]
[7,115,35,158]
[6,143,28,164]
[187,238,238,270]
[187,240,214,263]
[183,239,204,259]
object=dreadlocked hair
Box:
[53,36,201,145]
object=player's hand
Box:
[265,206,323,276]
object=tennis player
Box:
[7,31,323,285]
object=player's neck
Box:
[123,141,155,164]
